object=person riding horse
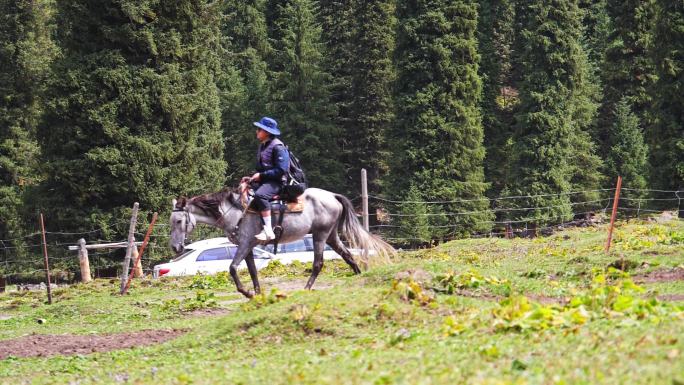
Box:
[243,117,290,241]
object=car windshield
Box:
[171,248,195,262]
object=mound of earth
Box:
[0,329,185,360]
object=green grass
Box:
[1,219,684,385]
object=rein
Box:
[232,182,253,239]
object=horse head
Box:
[169,197,196,254]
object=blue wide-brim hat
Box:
[253,116,281,136]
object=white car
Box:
[256,234,342,264]
[153,238,274,278]
[153,235,354,279]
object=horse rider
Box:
[244,117,290,241]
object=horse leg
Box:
[327,232,361,274]
[230,246,254,298]
[244,250,261,295]
[304,234,327,289]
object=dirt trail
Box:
[0,329,185,360]
[632,268,684,284]
[260,277,336,292]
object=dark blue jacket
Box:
[256,138,290,183]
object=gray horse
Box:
[169,184,395,298]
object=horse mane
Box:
[186,188,241,219]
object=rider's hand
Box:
[249,173,260,182]
[240,176,251,184]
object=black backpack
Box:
[286,147,307,186]
[273,145,308,201]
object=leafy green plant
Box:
[289,303,325,333]
[189,272,231,289]
[664,231,684,245]
[259,260,309,277]
[492,269,683,332]
[441,315,467,336]
[241,289,288,310]
[161,290,217,313]
[389,278,434,306]
[434,270,510,295]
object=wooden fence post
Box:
[505,222,513,239]
[132,248,143,278]
[39,213,52,304]
[123,212,158,295]
[361,169,369,232]
[120,202,139,294]
[605,176,623,253]
[77,238,92,283]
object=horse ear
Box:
[172,199,177,210]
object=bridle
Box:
[174,196,243,242]
[230,183,253,239]
[172,207,195,245]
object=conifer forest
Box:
[0,0,682,278]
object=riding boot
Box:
[255,215,276,241]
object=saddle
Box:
[241,192,305,214]
[238,184,304,253]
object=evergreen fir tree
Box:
[265,0,292,46]
[507,0,601,226]
[319,0,395,197]
[606,98,649,196]
[578,0,610,144]
[318,0,356,194]
[221,0,272,182]
[600,0,656,185]
[268,0,344,191]
[579,0,610,70]
[478,0,516,197]
[567,38,604,208]
[0,0,56,243]
[603,0,657,119]
[346,1,395,197]
[394,186,433,248]
[318,0,355,127]
[649,0,684,192]
[37,0,226,231]
[389,0,492,237]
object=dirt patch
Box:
[452,289,566,305]
[0,329,186,360]
[632,268,684,284]
[395,269,433,285]
[261,277,335,292]
[526,294,568,305]
[0,314,11,321]
[657,294,684,302]
[451,291,684,304]
[217,298,249,307]
[188,307,233,317]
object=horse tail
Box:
[334,194,396,267]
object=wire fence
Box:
[0,187,681,286]
[365,186,682,244]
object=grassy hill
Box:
[1,219,683,385]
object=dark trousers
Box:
[252,181,282,211]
